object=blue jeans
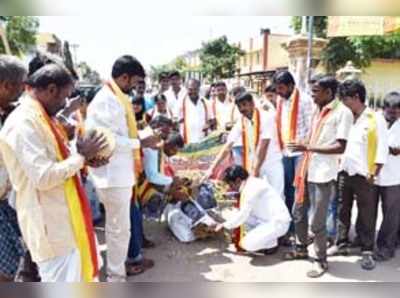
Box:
[127,201,143,262]
[283,155,301,232]
[326,194,338,239]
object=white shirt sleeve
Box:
[336,106,354,141]
[227,120,242,144]
[143,149,173,186]
[223,197,253,230]
[375,113,389,165]
[223,182,261,230]
[86,92,140,152]
[260,111,274,141]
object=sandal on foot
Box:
[126,264,145,276]
[361,252,376,270]
[307,260,328,278]
[283,250,308,261]
[131,258,155,270]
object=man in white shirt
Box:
[283,75,353,278]
[211,81,237,131]
[214,165,290,253]
[205,92,284,197]
[374,91,400,262]
[331,79,388,271]
[273,71,313,243]
[178,78,211,144]
[164,71,187,118]
[86,55,158,281]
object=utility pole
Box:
[306,16,314,83]
[0,19,12,55]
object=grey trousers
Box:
[293,180,336,261]
[376,184,400,256]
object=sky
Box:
[38,16,293,79]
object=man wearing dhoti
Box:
[0,64,107,282]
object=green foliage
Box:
[199,35,244,81]
[150,56,189,82]
[0,16,39,55]
[291,16,400,73]
[78,61,101,84]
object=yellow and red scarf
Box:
[182,96,209,144]
[106,80,143,176]
[276,88,300,151]
[33,99,98,282]
[241,108,261,172]
[294,100,339,204]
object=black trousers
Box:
[336,172,379,252]
[376,185,400,256]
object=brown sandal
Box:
[283,250,308,261]
[130,258,155,270]
[126,264,145,276]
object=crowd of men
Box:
[0,51,399,282]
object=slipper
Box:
[130,258,155,270]
[307,260,328,278]
[126,264,145,276]
[361,252,376,270]
[283,250,308,261]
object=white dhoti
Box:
[260,160,285,200]
[37,249,81,282]
[241,219,290,252]
[96,187,132,281]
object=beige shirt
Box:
[307,100,354,183]
[0,98,85,263]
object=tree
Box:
[0,16,39,55]
[292,16,400,73]
[78,62,102,85]
[149,56,189,82]
[199,35,244,81]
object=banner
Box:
[384,17,400,33]
[170,131,229,179]
[327,16,385,37]
[328,16,400,37]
